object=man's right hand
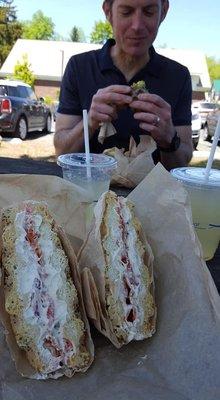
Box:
[89,85,132,132]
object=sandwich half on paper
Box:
[0,200,94,379]
[78,191,156,348]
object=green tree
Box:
[0,0,23,66]
[69,25,85,42]
[22,10,54,40]
[206,56,220,81]
[90,20,113,44]
[12,54,35,87]
[53,31,65,41]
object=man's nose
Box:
[131,11,145,31]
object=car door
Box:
[26,87,46,129]
[16,85,39,129]
[25,87,44,128]
[7,85,32,129]
[209,110,220,137]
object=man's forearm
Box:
[159,125,193,171]
[54,120,85,155]
[54,112,99,156]
[160,141,193,171]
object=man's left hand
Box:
[130,92,176,148]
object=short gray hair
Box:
[103,0,166,5]
[103,0,114,7]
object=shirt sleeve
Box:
[172,68,192,126]
[57,57,82,116]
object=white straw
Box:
[83,109,91,178]
[204,115,220,183]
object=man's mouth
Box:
[127,37,146,42]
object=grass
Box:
[190,158,220,169]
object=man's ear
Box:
[160,0,169,24]
[103,1,112,24]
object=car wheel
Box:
[193,138,199,150]
[16,117,28,140]
[43,114,52,133]
[202,125,211,142]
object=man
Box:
[54,0,193,171]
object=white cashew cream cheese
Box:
[102,197,147,340]
[13,209,77,372]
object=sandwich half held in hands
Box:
[78,191,156,348]
[0,200,94,379]
[131,80,148,99]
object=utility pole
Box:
[60,49,64,79]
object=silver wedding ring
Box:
[154,115,160,127]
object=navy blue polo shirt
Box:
[58,39,192,154]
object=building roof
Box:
[0,39,102,82]
[0,79,31,87]
[157,48,211,90]
[0,39,212,91]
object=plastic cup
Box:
[171,167,220,261]
[57,153,117,202]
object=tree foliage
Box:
[69,25,85,42]
[22,10,54,40]
[52,31,66,41]
[0,0,23,66]
[12,54,35,87]
[90,20,113,44]
[206,56,220,81]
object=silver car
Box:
[204,108,220,141]
[192,101,220,129]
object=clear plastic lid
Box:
[171,167,220,188]
[57,153,117,169]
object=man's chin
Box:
[125,48,148,59]
[122,42,149,57]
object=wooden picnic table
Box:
[0,156,219,293]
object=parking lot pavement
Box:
[194,135,220,160]
[1,124,219,163]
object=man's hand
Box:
[89,85,132,132]
[130,92,176,148]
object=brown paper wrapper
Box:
[0,168,219,398]
[0,174,91,253]
[0,205,94,379]
[104,136,156,188]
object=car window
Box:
[26,87,37,101]
[8,85,28,98]
[0,85,7,96]
[7,86,21,97]
[200,103,217,110]
[17,85,29,98]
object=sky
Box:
[13,0,220,59]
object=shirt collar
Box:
[145,46,163,77]
[98,39,116,71]
[97,39,163,78]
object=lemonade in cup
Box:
[57,153,117,202]
[171,167,220,261]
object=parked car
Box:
[0,79,52,140]
[191,106,202,149]
[203,108,220,142]
[53,102,59,122]
[192,101,220,128]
